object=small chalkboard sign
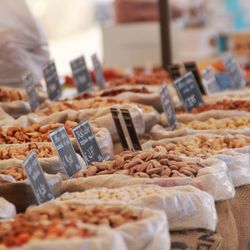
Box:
[160,83,177,129]
[91,54,105,89]
[110,107,130,151]
[23,72,40,112]
[70,56,93,93]
[167,64,182,81]
[174,72,204,112]
[184,61,206,95]
[224,56,246,89]
[202,67,220,95]
[50,126,82,177]
[23,151,54,204]
[43,60,62,101]
[120,108,142,151]
[73,120,104,165]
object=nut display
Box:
[0,214,93,247]
[182,117,250,130]
[0,120,77,144]
[162,134,250,158]
[76,146,203,178]
[59,185,168,203]
[27,204,141,228]
[190,100,250,113]
[0,87,26,102]
[0,143,56,160]
[0,166,26,181]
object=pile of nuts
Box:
[0,143,56,160]
[76,146,203,178]
[191,100,250,113]
[36,97,129,115]
[27,204,141,228]
[0,87,26,102]
[0,121,77,144]
[162,134,250,158]
[183,117,250,130]
[100,87,153,97]
[0,166,26,181]
[0,214,93,247]
[59,185,167,203]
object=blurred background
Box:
[23,0,250,75]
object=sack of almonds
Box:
[61,146,235,201]
[143,133,250,188]
[25,200,171,250]
[58,184,218,231]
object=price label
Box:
[160,83,177,129]
[174,72,204,112]
[50,126,82,177]
[224,56,246,89]
[70,56,93,93]
[73,120,104,165]
[120,108,142,151]
[110,107,130,151]
[23,151,54,204]
[184,61,206,95]
[91,54,105,89]
[202,67,220,95]
[167,64,182,81]
[43,61,62,101]
[215,73,234,90]
[23,72,41,112]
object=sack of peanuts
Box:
[0,197,16,219]
[25,200,171,250]
[143,134,250,188]
[0,143,86,175]
[61,147,235,201]
[0,219,128,250]
[58,184,217,231]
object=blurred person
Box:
[0,0,49,88]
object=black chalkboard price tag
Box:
[70,56,93,93]
[73,120,104,165]
[91,54,105,89]
[23,151,54,204]
[184,61,206,95]
[167,64,182,81]
[160,83,177,129]
[224,56,246,89]
[174,72,204,112]
[23,72,41,112]
[43,60,62,101]
[110,107,130,151]
[50,126,82,177]
[120,108,142,151]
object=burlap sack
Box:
[229,185,250,250]
[0,224,128,250]
[61,158,235,201]
[215,200,239,250]
[170,229,223,250]
[0,107,16,126]
[58,185,218,231]
[0,101,31,118]
[27,200,171,250]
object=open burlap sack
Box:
[215,200,239,250]
[0,101,31,118]
[143,134,250,188]
[27,200,171,250]
[61,158,235,201]
[229,185,250,250]
[170,229,223,250]
[0,107,16,126]
[0,223,127,250]
[59,185,217,231]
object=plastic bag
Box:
[0,0,49,88]
[59,184,217,231]
[61,157,235,201]
[27,200,171,250]
[0,197,16,219]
